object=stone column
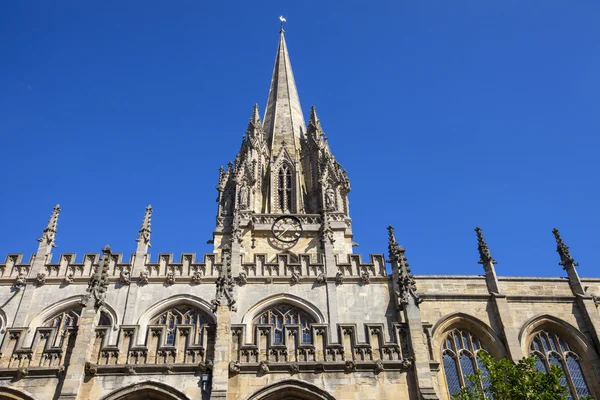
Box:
[475,227,524,360]
[122,206,152,325]
[210,307,231,400]
[553,229,600,354]
[387,226,438,400]
[14,205,60,327]
[322,212,340,343]
[58,305,99,400]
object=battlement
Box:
[0,251,387,286]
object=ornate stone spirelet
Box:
[387,226,422,309]
[136,205,152,248]
[81,245,111,308]
[553,228,578,269]
[211,246,236,312]
[37,204,60,248]
[475,227,497,265]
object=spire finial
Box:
[475,227,497,265]
[553,228,578,268]
[37,204,60,248]
[387,225,422,309]
[136,205,152,248]
[279,15,286,32]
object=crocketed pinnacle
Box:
[38,204,61,248]
[246,104,263,137]
[553,228,578,268]
[136,205,152,248]
[263,29,306,156]
[475,227,497,265]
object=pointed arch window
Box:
[442,329,492,398]
[151,305,210,346]
[277,164,294,213]
[44,308,81,346]
[529,330,591,399]
[253,304,314,344]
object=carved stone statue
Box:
[325,185,336,211]
[239,182,249,210]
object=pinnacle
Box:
[263,28,306,155]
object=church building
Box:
[0,28,598,400]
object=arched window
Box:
[44,308,81,346]
[442,329,491,398]
[277,164,294,212]
[529,331,591,399]
[254,304,314,344]
[151,305,210,346]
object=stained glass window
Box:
[529,330,591,399]
[442,329,492,398]
[44,308,81,346]
[253,304,313,344]
[151,306,209,346]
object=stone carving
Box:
[374,359,384,374]
[16,367,28,380]
[360,271,370,284]
[13,273,26,290]
[316,272,327,284]
[475,227,497,265]
[290,271,300,284]
[81,245,111,308]
[35,273,46,286]
[191,271,202,285]
[335,271,344,285]
[136,205,152,248]
[237,271,247,285]
[125,365,135,375]
[553,228,578,269]
[85,362,97,376]
[139,269,149,285]
[345,360,357,372]
[325,185,336,211]
[238,182,249,210]
[388,226,422,309]
[37,204,60,248]
[265,277,273,284]
[119,267,131,285]
[211,247,236,312]
[229,360,240,374]
[64,273,74,285]
[258,360,269,374]
[166,271,176,285]
[289,363,300,375]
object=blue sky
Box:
[1,2,599,277]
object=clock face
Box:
[271,215,303,243]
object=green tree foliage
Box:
[452,352,592,400]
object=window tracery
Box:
[529,330,591,399]
[151,305,209,346]
[277,163,294,212]
[44,308,81,346]
[253,304,313,344]
[441,329,491,398]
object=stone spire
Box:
[553,228,578,269]
[475,226,497,265]
[475,227,501,295]
[37,204,60,248]
[136,205,152,249]
[263,29,306,156]
[387,225,421,310]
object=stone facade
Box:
[0,29,599,400]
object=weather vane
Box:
[279,15,286,31]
